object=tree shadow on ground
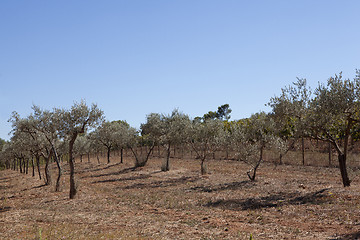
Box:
[0,206,11,213]
[0,185,12,190]
[120,176,200,190]
[21,184,46,192]
[83,166,138,179]
[205,188,330,210]
[329,231,360,240]
[0,176,13,183]
[92,174,152,184]
[77,162,124,175]
[190,180,255,193]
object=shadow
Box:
[83,166,137,179]
[0,195,15,201]
[92,174,151,184]
[190,180,254,193]
[21,184,46,192]
[329,232,360,240]
[0,206,11,213]
[0,176,12,182]
[0,185,12,190]
[77,162,124,174]
[121,176,200,190]
[205,188,330,210]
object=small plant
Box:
[36,227,42,240]
[249,233,254,240]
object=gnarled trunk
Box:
[161,144,171,172]
[301,137,305,165]
[36,155,42,180]
[247,146,264,181]
[120,148,124,164]
[107,147,111,164]
[200,158,207,175]
[338,153,350,187]
[44,157,52,186]
[69,134,78,199]
[31,157,35,177]
[132,144,155,168]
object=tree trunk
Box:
[97,154,100,164]
[80,154,83,163]
[26,158,29,174]
[302,137,305,165]
[52,148,62,192]
[36,155,42,180]
[279,153,283,165]
[69,135,78,199]
[44,157,52,186]
[107,147,111,164]
[19,158,23,173]
[132,144,155,168]
[247,146,264,181]
[88,153,90,163]
[31,157,35,177]
[328,142,332,167]
[120,148,123,163]
[55,162,62,192]
[162,144,171,172]
[338,153,351,187]
[201,158,207,175]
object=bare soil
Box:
[1,154,360,239]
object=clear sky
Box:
[0,1,359,140]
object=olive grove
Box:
[1,70,360,193]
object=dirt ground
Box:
[1,154,360,239]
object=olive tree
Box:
[57,100,104,199]
[268,78,312,165]
[9,112,53,184]
[30,106,65,191]
[89,121,129,164]
[230,112,286,181]
[307,71,360,187]
[113,121,132,164]
[74,135,91,163]
[188,118,226,175]
[159,109,191,172]
[129,113,161,168]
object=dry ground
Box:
[1,154,360,239]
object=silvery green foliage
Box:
[307,71,360,150]
[140,113,163,144]
[303,71,360,187]
[9,130,32,160]
[56,100,105,139]
[9,111,48,159]
[189,119,227,174]
[140,109,191,146]
[89,121,120,151]
[157,109,191,171]
[89,120,133,163]
[74,135,90,157]
[308,71,360,145]
[268,78,311,138]
[230,112,286,180]
[161,109,191,146]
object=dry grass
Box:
[1,153,360,239]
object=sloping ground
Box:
[1,156,360,239]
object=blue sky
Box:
[1,1,359,140]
